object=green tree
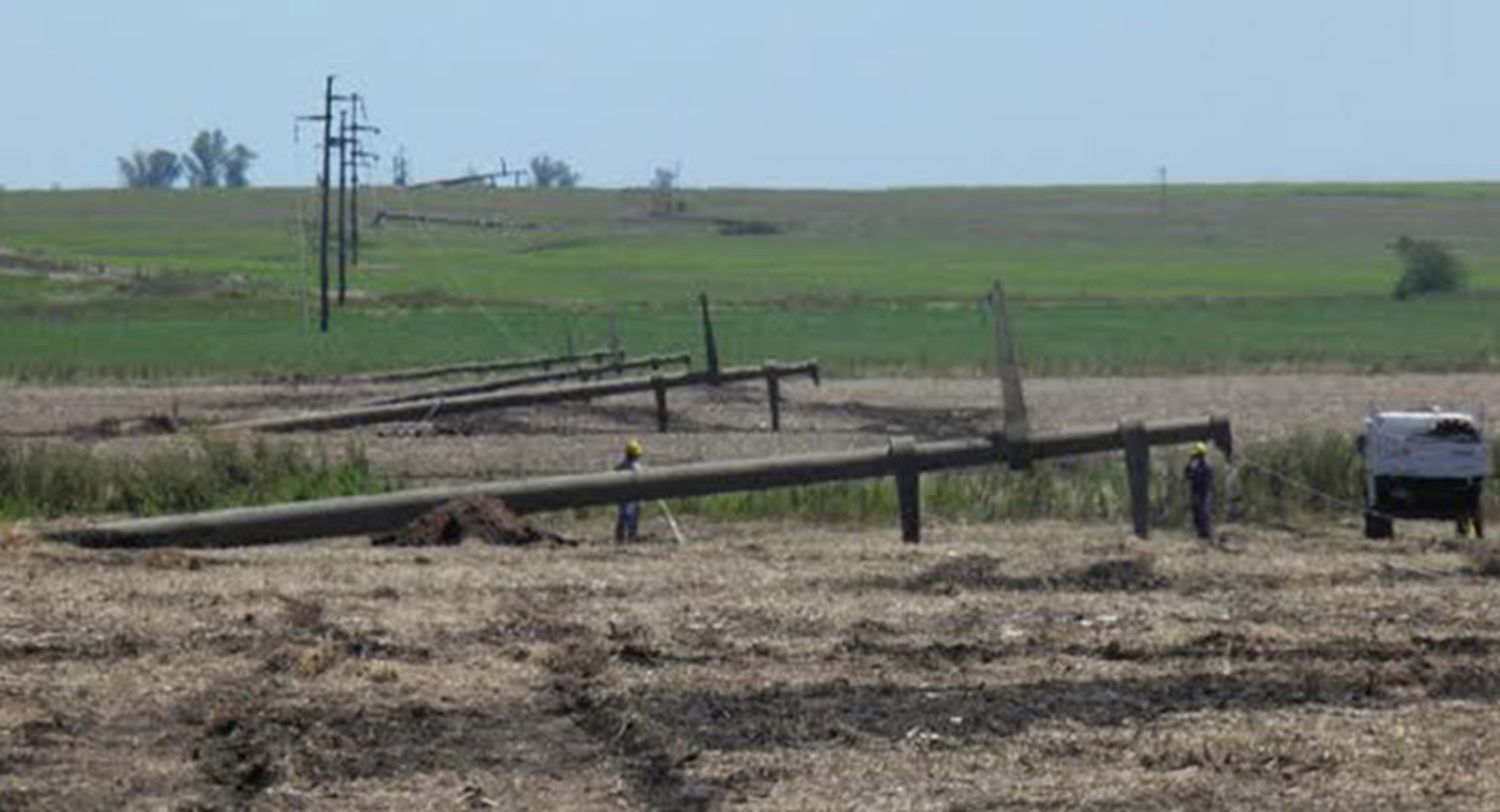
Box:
[117,149,183,189]
[183,129,229,188]
[1391,235,1467,299]
[223,144,258,188]
[529,154,580,188]
[182,129,258,188]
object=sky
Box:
[1,1,1495,190]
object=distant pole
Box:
[1157,165,1168,217]
[318,76,335,332]
[699,292,721,381]
[297,75,346,333]
[336,109,349,305]
[348,93,380,267]
[350,106,361,267]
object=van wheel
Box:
[1364,511,1393,539]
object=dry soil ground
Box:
[5,520,1500,810]
[7,373,1500,810]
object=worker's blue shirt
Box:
[1185,457,1213,496]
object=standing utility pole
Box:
[297,77,377,329]
[336,109,350,305]
[1157,165,1168,217]
[346,93,380,267]
[297,76,347,332]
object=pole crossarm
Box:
[56,414,1230,549]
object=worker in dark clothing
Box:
[614,439,644,543]
[1184,442,1214,541]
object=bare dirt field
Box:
[4,372,1498,483]
[6,519,1500,810]
[7,373,1500,809]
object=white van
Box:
[1360,409,1488,538]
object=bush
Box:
[1392,235,1466,299]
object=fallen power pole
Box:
[352,348,622,384]
[58,415,1232,549]
[367,352,691,406]
[219,361,820,434]
[370,210,520,230]
[407,171,506,190]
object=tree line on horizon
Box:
[117,129,258,189]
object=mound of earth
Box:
[371,497,572,547]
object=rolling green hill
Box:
[3,183,1499,378]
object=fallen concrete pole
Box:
[352,348,620,385]
[220,361,820,434]
[56,415,1230,549]
[367,352,691,406]
[370,210,529,230]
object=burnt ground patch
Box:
[829,627,1500,672]
[1153,630,1500,664]
[185,687,596,809]
[537,630,732,812]
[611,665,1500,755]
[863,553,1167,595]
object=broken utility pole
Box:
[990,280,1030,470]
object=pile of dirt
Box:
[1060,557,1166,592]
[903,554,1011,592]
[371,497,573,547]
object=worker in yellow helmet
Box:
[614,439,644,542]
[1183,442,1215,542]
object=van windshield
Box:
[1426,419,1481,441]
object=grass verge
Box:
[0,435,387,520]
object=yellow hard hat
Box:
[625,439,643,458]
[1192,442,1209,456]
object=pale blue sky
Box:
[1,1,1494,189]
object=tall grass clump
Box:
[0,435,388,520]
[1229,430,1363,522]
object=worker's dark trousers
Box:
[1191,494,1213,540]
[615,502,640,542]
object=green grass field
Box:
[3,183,1500,378]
